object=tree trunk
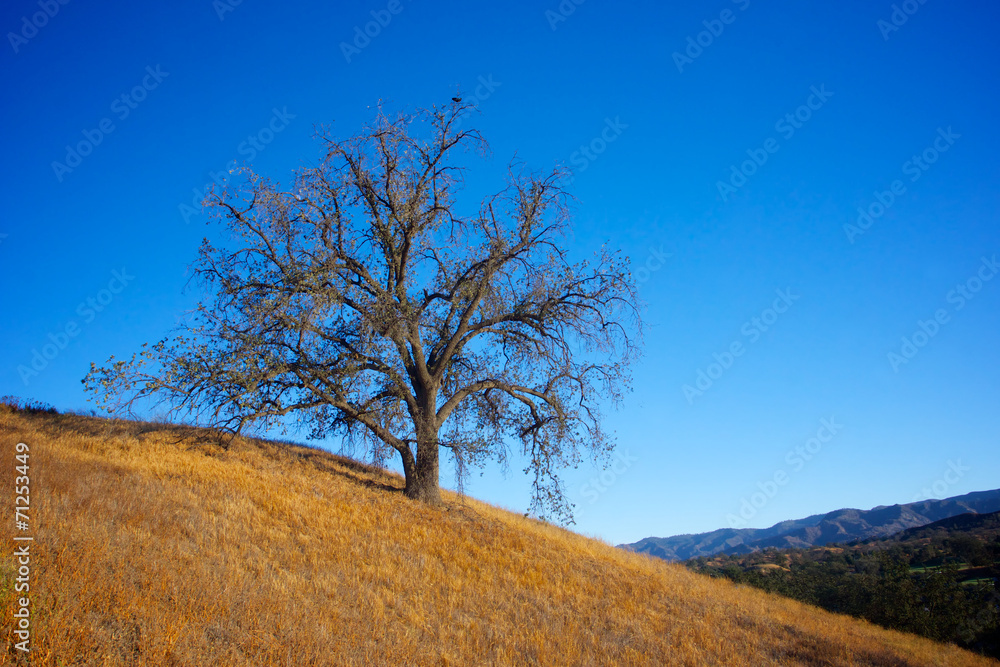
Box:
[400,444,418,495]
[402,423,441,504]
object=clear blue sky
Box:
[2,0,998,546]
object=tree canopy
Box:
[84,100,642,522]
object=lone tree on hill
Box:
[84,100,642,521]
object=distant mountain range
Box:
[620,488,1000,562]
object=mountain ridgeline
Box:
[621,489,1000,561]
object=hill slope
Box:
[688,510,1000,657]
[1,407,994,666]
[879,510,1000,544]
[623,490,1000,562]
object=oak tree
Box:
[84,100,642,521]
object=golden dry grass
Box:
[1,407,996,666]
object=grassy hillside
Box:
[1,406,996,666]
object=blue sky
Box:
[2,0,998,546]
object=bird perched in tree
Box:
[452,97,462,103]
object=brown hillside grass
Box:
[0,406,995,666]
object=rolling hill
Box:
[1,404,995,665]
[622,489,1000,562]
[874,509,1000,545]
[686,510,1000,658]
